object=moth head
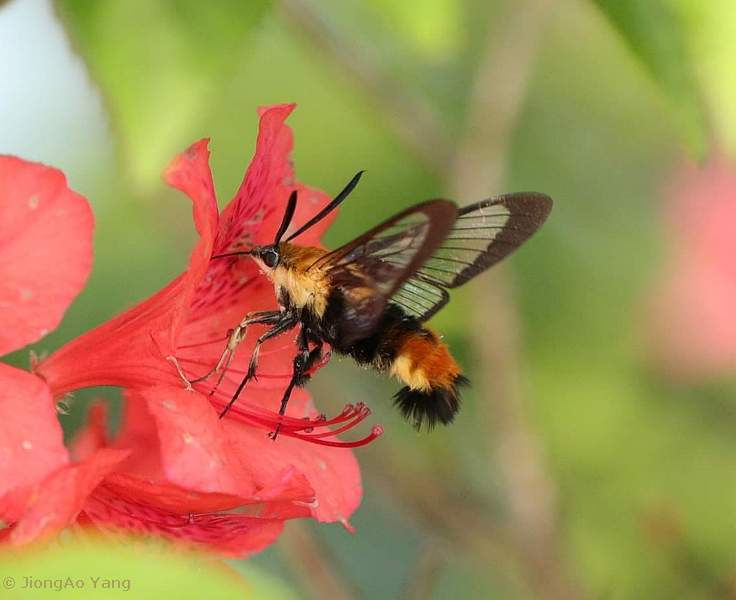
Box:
[210,171,364,274]
[248,244,281,272]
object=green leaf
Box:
[0,537,297,599]
[591,0,707,158]
[676,0,736,158]
[55,0,272,188]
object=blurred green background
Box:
[3,0,736,597]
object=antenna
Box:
[284,171,364,242]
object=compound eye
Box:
[261,247,280,268]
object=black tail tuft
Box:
[393,375,469,430]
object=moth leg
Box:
[189,310,282,387]
[270,330,324,440]
[298,337,325,385]
[166,355,195,391]
[219,313,298,418]
[201,311,285,401]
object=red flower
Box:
[0,144,366,553]
[5,399,316,556]
[0,155,92,524]
[646,157,736,379]
[4,387,362,555]
[9,104,378,547]
[36,104,380,447]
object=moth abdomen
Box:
[393,374,468,430]
[386,325,466,428]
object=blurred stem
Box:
[449,1,580,598]
[278,521,358,600]
[279,0,451,172]
[401,545,446,600]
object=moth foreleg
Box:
[218,312,298,418]
[189,310,282,388]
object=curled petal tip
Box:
[164,138,211,184]
[257,103,296,118]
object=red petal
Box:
[9,448,129,546]
[86,471,294,556]
[140,386,255,497]
[84,483,285,558]
[36,278,187,394]
[162,139,220,347]
[69,402,108,461]
[135,387,317,511]
[216,104,295,252]
[101,472,246,513]
[175,104,299,337]
[0,364,68,521]
[0,156,93,355]
[222,388,362,523]
[164,139,218,243]
[37,141,219,395]
[100,470,310,519]
[110,391,165,480]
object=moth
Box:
[200,172,552,435]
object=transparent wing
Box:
[390,275,450,321]
[390,193,553,321]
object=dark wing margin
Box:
[309,200,458,344]
[390,192,553,321]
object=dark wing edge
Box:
[449,191,552,286]
[389,192,553,321]
[310,200,458,343]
